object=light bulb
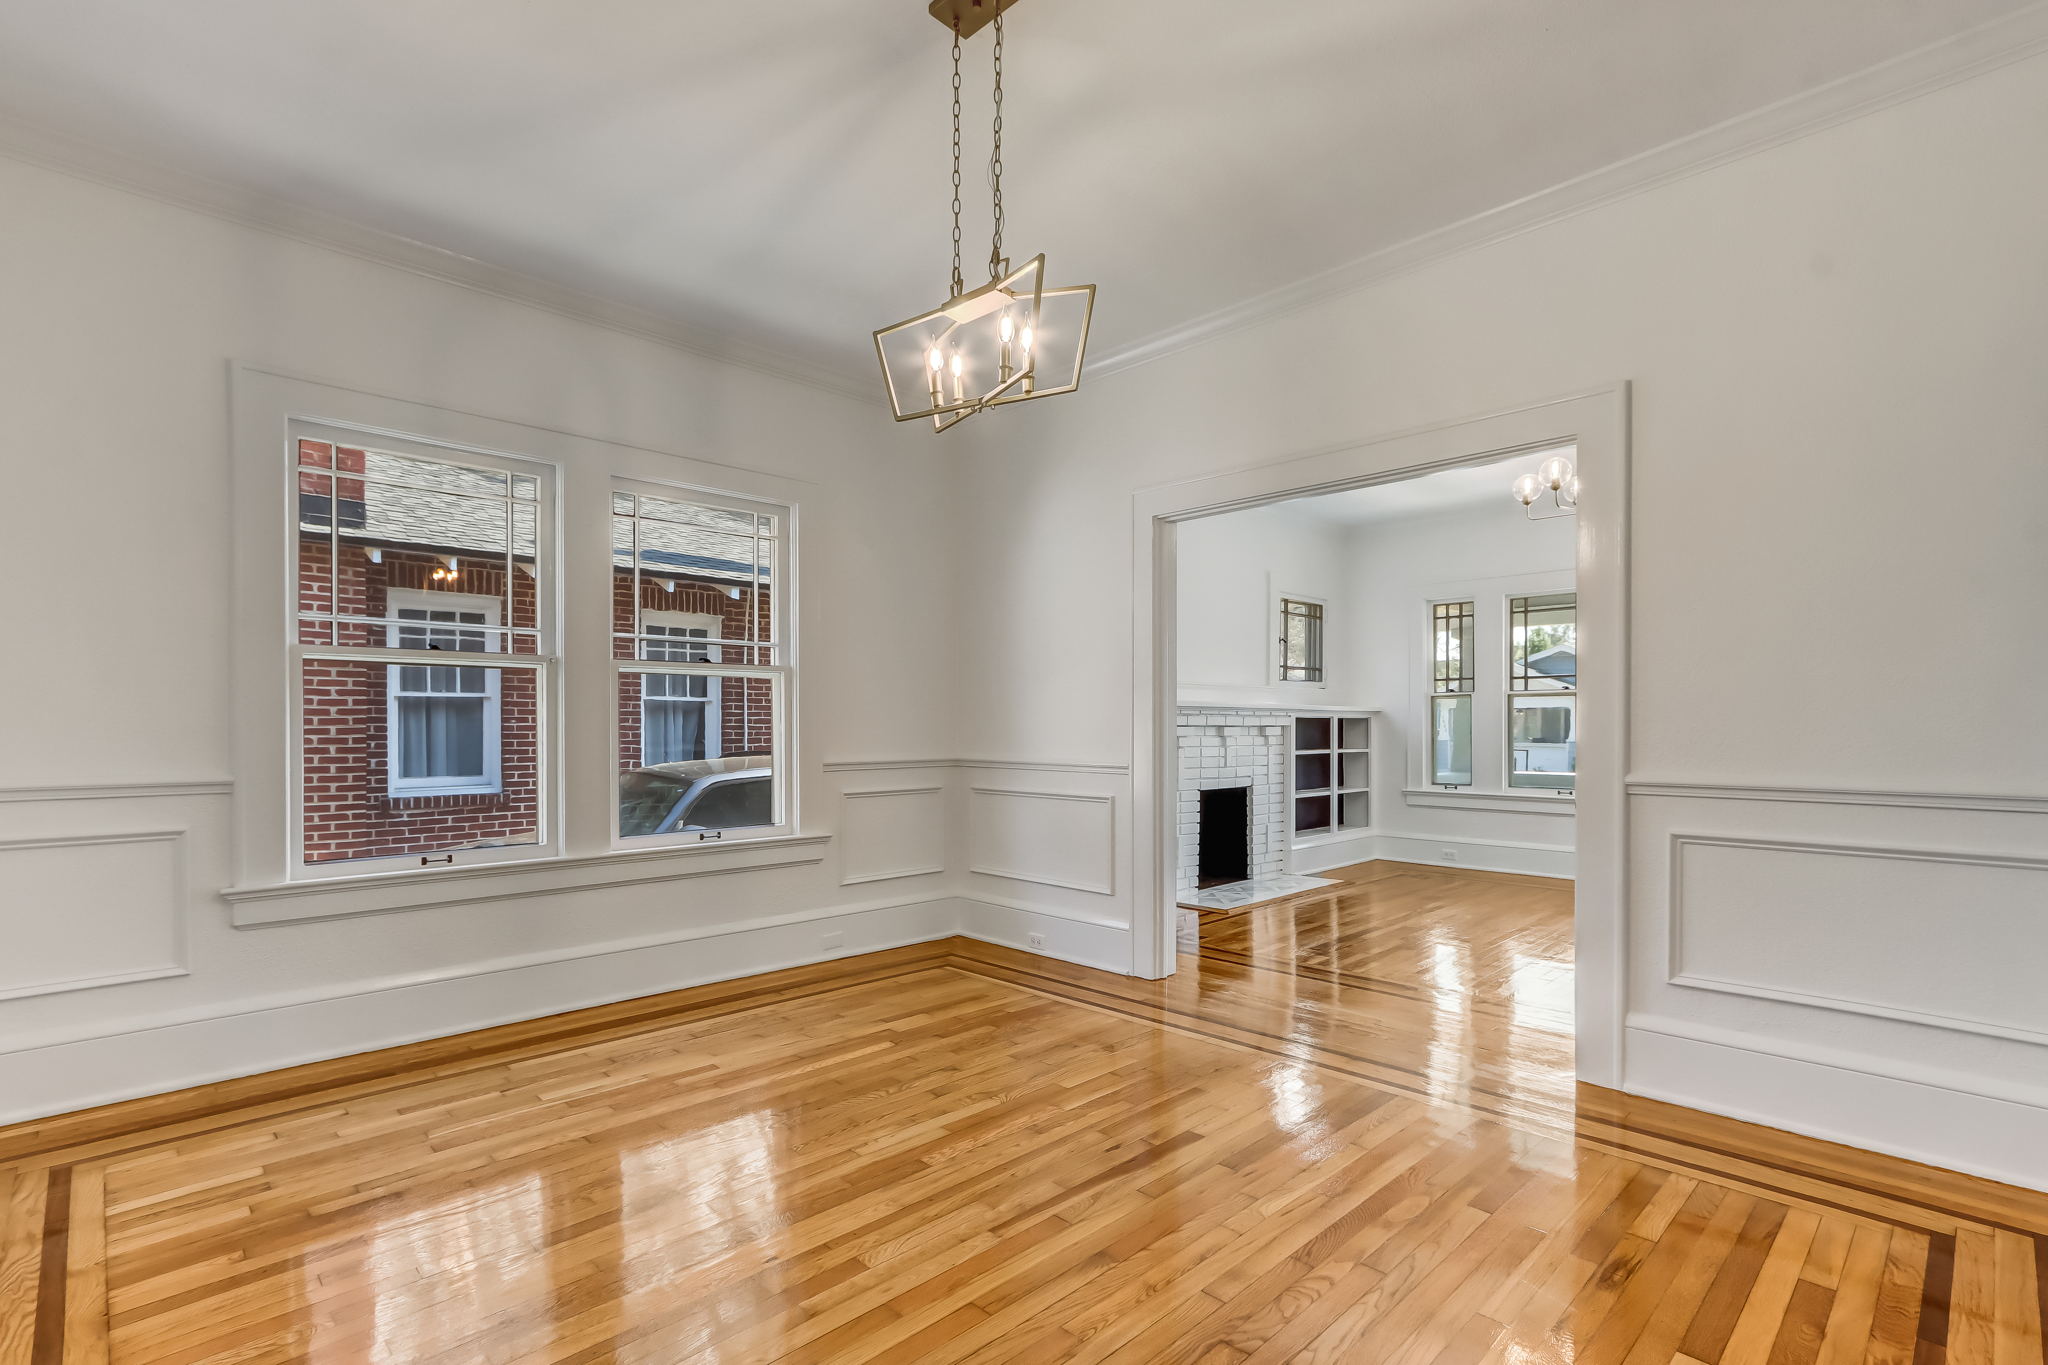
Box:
[1019,326,1033,355]
[949,353,963,377]
[1539,456,1573,491]
[1511,474,1542,506]
[927,347,944,373]
[999,313,1015,343]
[1563,474,1581,504]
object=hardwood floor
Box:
[2,863,2042,1363]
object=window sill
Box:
[1401,788,1576,814]
[224,833,832,927]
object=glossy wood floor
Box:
[3,863,2043,1364]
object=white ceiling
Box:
[0,0,2030,384]
[1285,449,1564,528]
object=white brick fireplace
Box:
[1175,707,1290,900]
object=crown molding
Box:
[0,114,878,403]
[1089,3,2048,379]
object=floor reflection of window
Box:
[364,1173,548,1365]
[620,1113,781,1290]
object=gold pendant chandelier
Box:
[873,0,1095,433]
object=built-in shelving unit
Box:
[1292,713,1372,838]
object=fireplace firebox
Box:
[1196,785,1251,887]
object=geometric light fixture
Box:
[1511,452,1579,520]
[874,0,1095,432]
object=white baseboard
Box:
[1625,1015,2048,1193]
[1289,832,1377,875]
[953,895,1134,975]
[0,897,958,1128]
[1373,832,1576,880]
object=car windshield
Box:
[618,768,696,838]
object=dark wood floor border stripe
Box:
[1916,1231,1956,1364]
[1195,946,1548,1022]
[30,1165,69,1365]
[4,959,959,1171]
[952,951,2036,1244]
[944,958,1568,1133]
[2035,1234,2048,1365]
[1576,1117,2048,1241]
[955,956,1980,1245]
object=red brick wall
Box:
[296,438,776,864]
[298,440,543,864]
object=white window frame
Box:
[611,478,794,850]
[1403,572,1576,809]
[228,368,814,924]
[279,418,559,883]
[639,611,723,767]
[384,588,504,798]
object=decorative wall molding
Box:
[838,786,948,886]
[967,787,1117,896]
[1666,833,2048,1047]
[1090,5,2048,379]
[225,834,833,926]
[0,113,874,402]
[1401,788,1577,816]
[1625,1013,2048,1190]
[0,829,189,1002]
[0,779,233,804]
[1628,778,2048,814]
[821,757,1132,776]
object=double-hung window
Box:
[291,425,554,875]
[613,485,790,844]
[1508,592,1576,791]
[1428,600,1476,787]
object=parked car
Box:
[618,756,774,837]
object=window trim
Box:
[610,477,796,852]
[1426,598,1476,788]
[230,366,813,921]
[384,588,505,798]
[1506,589,1577,793]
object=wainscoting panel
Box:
[968,787,1116,895]
[839,786,948,886]
[0,829,187,1001]
[1669,833,2048,1044]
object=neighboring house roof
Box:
[1524,645,1575,681]
[300,455,768,587]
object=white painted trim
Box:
[953,898,1134,975]
[0,113,874,401]
[819,757,1132,775]
[1401,788,1576,815]
[0,829,191,1001]
[1625,1013,2048,1191]
[1666,832,2048,1047]
[836,786,949,886]
[1371,832,1576,881]
[966,787,1118,895]
[1133,387,1627,1084]
[0,895,961,1128]
[225,833,832,925]
[1089,4,2048,380]
[0,780,233,803]
[1628,778,2048,814]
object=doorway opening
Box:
[1130,388,1627,1086]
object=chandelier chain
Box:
[950,23,964,299]
[987,12,1006,280]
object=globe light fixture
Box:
[1512,452,1580,520]
[873,0,1096,433]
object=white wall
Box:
[0,152,970,1121]
[954,50,2048,1188]
[1175,501,1361,708]
[1345,501,1576,877]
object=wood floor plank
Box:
[0,868,2035,1365]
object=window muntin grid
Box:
[1431,601,1475,694]
[1279,598,1324,683]
[1509,592,1576,692]
[611,490,779,666]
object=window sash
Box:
[1279,598,1324,683]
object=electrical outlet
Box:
[820,930,846,953]
[1439,848,1459,862]
[1027,932,1047,951]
